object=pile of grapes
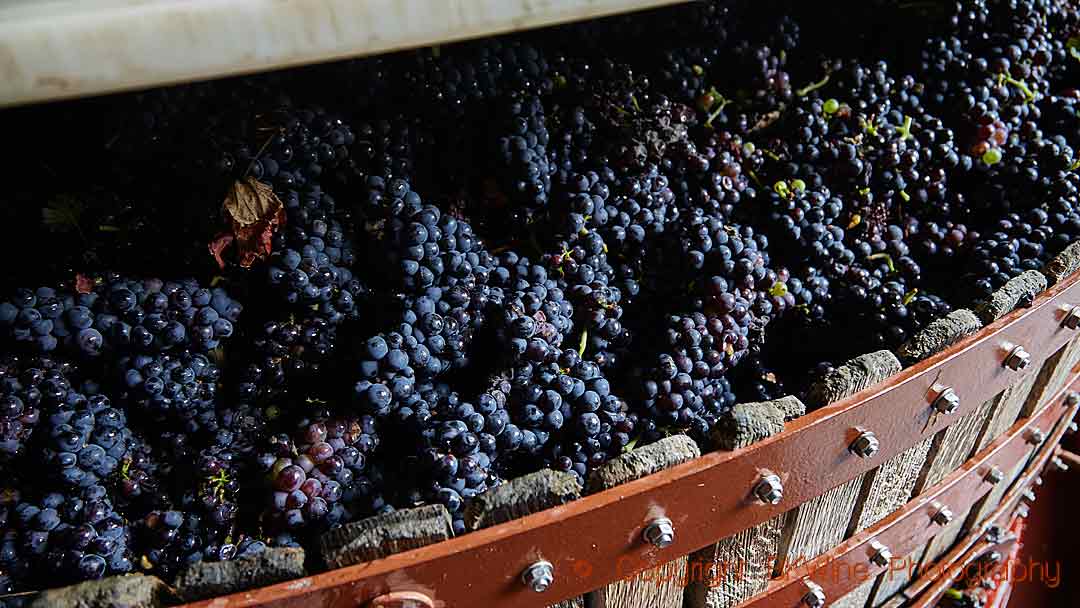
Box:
[2,0,1080,598]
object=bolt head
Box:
[850,430,880,458]
[522,561,554,593]
[985,466,1004,485]
[1026,427,1046,445]
[933,387,960,414]
[801,580,826,607]
[1051,456,1069,472]
[1005,345,1031,371]
[930,502,954,526]
[1023,489,1037,502]
[1068,422,1079,434]
[1067,392,1080,406]
[753,474,784,505]
[869,541,893,567]
[642,517,675,549]
[1017,504,1030,518]
[1065,307,1080,330]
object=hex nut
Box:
[1025,427,1046,445]
[932,387,961,414]
[984,466,1005,485]
[753,473,784,505]
[521,561,554,593]
[930,502,954,526]
[1064,306,1080,330]
[1022,489,1037,502]
[1068,422,1079,434]
[1004,345,1031,371]
[849,430,880,458]
[869,541,893,567]
[1067,391,1080,406]
[1051,456,1069,472]
[642,517,675,549]
[801,580,826,607]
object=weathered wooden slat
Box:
[849,437,934,535]
[588,436,700,608]
[919,505,970,572]
[895,309,982,366]
[1021,337,1080,417]
[175,548,306,602]
[684,516,785,608]
[974,371,1038,452]
[319,504,454,570]
[867,545,924,608]
[464,470,581,532]
[913,392,1002,494]
[879,595,907,608]
[711,396,805,450]
[974,270,1048,325]
[829,579,875,608]
[768,350,902,587]
[27,574,170,608]
[1043,240,1080,284]
[773,477,863,575]
[966,446,1033,529]
[599,557,686,608]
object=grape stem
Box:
[795,73,830,97]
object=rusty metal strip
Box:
[733,376,1079,608]
[181,271,1080,608]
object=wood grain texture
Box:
[975,371,1038,452]
[966,447,1034,528]
[868,545,924,607]
[598,557,687,608]
[550,598,584,608]
[773,477,863,575]
[913,392,1002,494]
[850,437,934,535]
[684,516,784,608]
[1021,337,1080,417]
[588,435,701,608]
[920,505,970,570]
[830,579,875,608]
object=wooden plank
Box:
[829,579,875,608]
[912,392,1002,494]
[966,446,1033,530]
[867,545,924,607]
[974,370,1038,452]
[1020,336,1080,417]
[919,505,970,569]
[849,438,934,535]
[588,436,700,608]
[773,477,863,575]
[601,558,685,608]
[0,0,693,108]
[684,516,784,608]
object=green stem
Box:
[795,73,830,97]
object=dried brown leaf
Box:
[211,178,287,269]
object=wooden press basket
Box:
[3,3,1077,607]
[168,266,1080,608]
